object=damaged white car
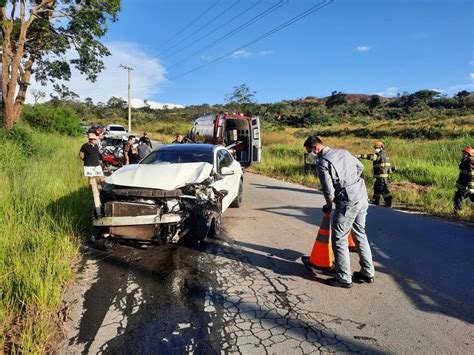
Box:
[91,144,243,246]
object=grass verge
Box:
[250,128,473,222]
[0,125,90,352]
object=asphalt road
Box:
[61,173,474,354]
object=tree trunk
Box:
[3,100,15,130]
[13,56,35,123]
[1,9,14,131]
[1,1,36,130]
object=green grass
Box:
[83,116,193,144]
[0,126,90,352]
[250,129,473,221]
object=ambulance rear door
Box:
[250,116,262,163]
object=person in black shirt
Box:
[124,135,140,164]
[79,133,105,184]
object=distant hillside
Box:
[295,94,391,105]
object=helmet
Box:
[462,147,474,156]
[373,141,384,149]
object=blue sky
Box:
[32,0,474,107]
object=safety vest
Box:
[456,157,474,192]
[360,151,392,179]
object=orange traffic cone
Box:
[301,213,334,272]
[348,230,357,253]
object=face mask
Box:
[375,148,381,153]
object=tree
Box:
[225,83,256,105]
[30,88,46,105]
[84,97,94,106]
[455,90,472,112]
[142,98,152,112]
[367,95,382,109]
[50,83,79,101]
[412,90,440,103]
[325,91,347,108]
[1,0,120,130]
[455,90,471,100]
[107,96,127,110]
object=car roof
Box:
[158,143,218,153]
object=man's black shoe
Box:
[325,277,352,288]
[352,271,374,284]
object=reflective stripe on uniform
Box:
[374,174,389,178]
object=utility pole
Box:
[119,64,133,132]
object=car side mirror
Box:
[221,167,235,176]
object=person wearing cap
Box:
[356,141,394,207]
[79,133,105,184]
[304,136,375,289]
[454,147,474,213]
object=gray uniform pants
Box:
[332,199,375,284]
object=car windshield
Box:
[109,126,125,131]
[140,150,214,165]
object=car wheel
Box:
[208,215,221,239]
[230,179,243,208]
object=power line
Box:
[160,0,242,57]
[158,0,221,53]
[160,0,263,61]
[169,0,334,80]
[132,0,268,73]
[167,0,288,70]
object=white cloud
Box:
[231,49,252,59]
[438,83,474,95]
[470,73,474,80]
[27,41,183,108]
[230,49,274,59]
[376,87,399,97]
[131,98,184,110]
[355,46,371,52]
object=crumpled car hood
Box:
[106,162,214,190]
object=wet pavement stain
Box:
[64,237,383,354]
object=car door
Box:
[213,148,240,212]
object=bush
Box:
[22,104,82,136]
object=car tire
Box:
[230,179,243,208]
[208,215,221,239]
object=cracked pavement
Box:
[60,173,474,354]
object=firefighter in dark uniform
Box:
[454,147,474,213]
[357,141,394,207]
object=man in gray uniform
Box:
[304,136,375,288]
